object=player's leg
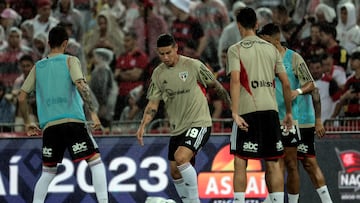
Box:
[265,159,285,203]
[176,127,211,203]
[233,156,247,203]
[33,165,58,203]
[68,123,108,203]
[87,153,108,203]
[283,146,300,203]
[33,125,66,203]
[298,127,332,203]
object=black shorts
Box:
[281,124,301,147]
[297,127,316,158]
[168,127,211,161]
[230,110,284,160]
[42,122,99,166]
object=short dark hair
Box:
[236,7,257,29]
[157,33,176,48]
[48,26,69,48]
[19,54,34,64]
[351,51,360,60]
[274,5,288,16]
[319,23,336,39]
[257,23,280,36]
[124,29,137,39]
[307,55,322,65]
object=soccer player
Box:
[227,8,293,203]
[136,33,231,203]
[18,26,108,203]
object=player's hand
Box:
[90,112,101,130]
[232,113,249,132]
[282,113,293,131]
[315,119,325,138]
[25,123,41,136]
[136,126,145,146]
[291,90,299,100]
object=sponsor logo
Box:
[280,125,296,136]
[165,89,190,99]
[251,80,273,89]
[198,145,267,200]
[297,143,308,153]
[46,97,67,107]
[243,142,258,153]
[276,141,284,151]
[336,148,360,201]
[42,147,53,157]
[72,142,88,154]
[179,71,188,82]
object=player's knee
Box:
[301,158,316,171]
[170,169,182,179]
[86,153,101,163]
[42,165,58,174]
[174,154,189,166]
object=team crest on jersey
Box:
[179,71,188,82]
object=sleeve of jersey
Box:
[293,53,315,85]
[274,49,286,74]
[226,46,240,75]
[146,72,162,101]
[68,56,85,82]
[20,67,36,93]
[197,62,215,87]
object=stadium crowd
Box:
[0,0,360,134]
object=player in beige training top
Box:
[227,8,293,203]
[136,33,231,203]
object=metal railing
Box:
[0,118,235,137]
[3,117,359,137]
[324,117,360,134]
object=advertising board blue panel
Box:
[0,134,358,203]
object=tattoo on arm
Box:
[141,106,157,126]
[214,81,231,107]
[76,79,95,112]
[145,108,157,118]
[311,88,321,119]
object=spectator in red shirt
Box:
[114,30,149,120]
[133,0,168,62]
[332,51,360,118]
[319,22,348,71]
[0,27,33,88]
[168,0,206,59]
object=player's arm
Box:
[212,79,231,107]
[18,67,40,136]
[277,71,293,129]
[311,87,325,137]
[69,56,101,129]
[137,99,160,146]
[199,63,231,106]
[293,54,315,98]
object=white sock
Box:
[89,157,108,203]
[233,192,245,203]
[269,192,284,203]
[288,193,299,203]
[32,166,57,203]
[173,178,187,200]
[316,185,333,203]
[177,162,200,203]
